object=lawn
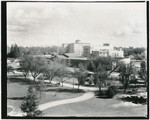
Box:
[7,73,85,116]
[7,72,147,117]
[43,93,147,117]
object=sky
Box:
[7,2,147,48]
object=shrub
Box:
[99,90,107,96]
[109,86,117,94]
[106,87,115,98]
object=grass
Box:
[7,107,12,113]
[43,93,147,117]
[7,72,147,117]
[39,86,85,104]
[7,77,40,86]
[7,73,85,115]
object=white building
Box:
[109,50,124,58]
[62,40,90,57]
[92,43,124,58]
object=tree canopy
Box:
[20,55,47,81]
[119,63,134,93]
[7,44,21,58]
[123,47,145,58]
[87,56,113,72]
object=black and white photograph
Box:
[2,1,148,118]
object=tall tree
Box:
[73,63,87,89]
[7,44,21,58]
[138,61,147,91]
[87,57,109,91]
[97,70,108,91]
[119,63,134,93]
[20,86,42,117]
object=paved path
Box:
[38,80,96,111]
[38,92,94,111]
[8,73,97,116]
[47,80,99,91]
[11,71,99,91]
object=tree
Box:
[7,44,21,58]
[138,61,147,91]
[43,61,59,83]
[87,57,113,72]
[95,62,108,91]
[20,55,30,79]
[119,63,134,93]
[73,63,87,89]
[97,71,108,91]
[73,70,86,89]
[58,46,66,54]
[57,63,71,87]
[134,47,145,55]
[87,57,109,91]
[29,57,47,81]
[20,86,42,117]
[133,54,144,60]
[123,47,135,57]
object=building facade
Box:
[92,43,124,58]
[62,40,90,57]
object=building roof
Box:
[57,55,68,59]
[66,58,88,60]
[64,53,82,58]
[32,55,53,59]
[57,54,88,60]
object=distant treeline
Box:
[7,44,66,58]
[123,47,146,60]
[7,44,146,60]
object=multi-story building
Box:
[92,43,124,58]
[99,49,109,57]
[83,46,91,57]
[109,50,124,58]
[62,40,90,57]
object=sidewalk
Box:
[45,80,99,92]
[38,92,94,111]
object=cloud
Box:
[112,20,144,37]
[7,2,146,47]
[8,25,27,32]
[112,25,132,37]
[8,9,41,32]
